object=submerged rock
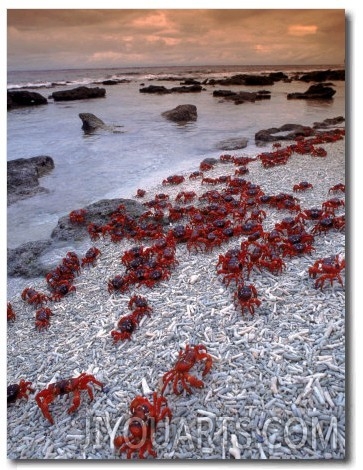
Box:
[8,198,147,278]
[287,84,336,100]
[7,240,54,278]
[162,104,198,123]
[215,137,248,151]
[7,156,54,205]
[79,113,107,132]
[79,113,124,133]
[255,124,315,142]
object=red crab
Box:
[69,209,87,224]
[200,161,214,171]
[35,372,104,425]
[328,183,345,194]
[8,379,34,405]
[136,188,146,198]
[114,392,172,459]
[216,252,243,286]
[21,288,49,307]
[175,191,197,204]
[128,295,152,315]
[35,307,53,330]
[311,146,327,157]
[162,175,185,185]
[293,181,313,192]
[189,170,203,179]
[108,275,131,294]
[50,280,76,301]
[311,215,344,234]
[322,198,345,214]
[111,311,141,343]
[308,255,345,290]
[87,223,103,241]
[282,242,315,258]
[234,283,261,316]
[62,251,81,275]
[161,344,213,395]
[81,247,101,267]
[7,302,16,321]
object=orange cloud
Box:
[288,25,318,36]
[132,11,170,29]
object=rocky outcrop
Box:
[297,69,345,82]
[140,84,203,94]
[50,86,106,101]
[161,104,198,123]
[255,116,345,143]
[205,72,287,87]
[287,84,336,100]
[7,156,55,205]
[7,240,54,278]
[51,198,146,242]
[213,90,271,104]
[7,90,48,110]
[313,116,345,129]
[215,137,248,151]
[255,124,315,143]
[8,198,147,278]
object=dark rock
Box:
[298,69,345,82]
[255,124,315,143]
[8,197,147,279]
[140,84,202,94]
[206,73,283,87]
[201,157,219,166]
[287,84,336,100]
[7,240,53,278]
[7,156,54,205]
[51,86,106,101]
[140,85,170,94]
[7,90,48,110]
[213,90,237,97]
[101,79,120,85]
[243,75,274,86]
[169,85,203,93]
[214,90,266,104]
[161,104,197,123]
[51,198,146,242]
[216,137,248,151]
[268,72,289,82]
[79,113,106,132]
[180,79,201,85]
[313,116,345,129]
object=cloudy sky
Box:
[7,8,345,71]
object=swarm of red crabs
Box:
[8,128,345,459]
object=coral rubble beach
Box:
[7,131,345,459]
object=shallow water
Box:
[7,65,345,249]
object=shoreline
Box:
[7,135,345,459]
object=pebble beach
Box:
[7,134,345,460]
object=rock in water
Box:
[51,86,106,101]
[162,104,197,123]
[7,156,54,205]
[79,113,107,132]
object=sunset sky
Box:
[7,8,346,71]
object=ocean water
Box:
[7,64,345,249]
